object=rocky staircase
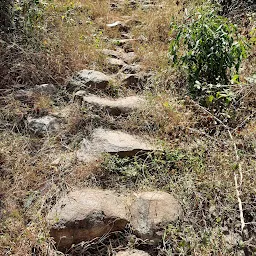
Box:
[15,1,182,254]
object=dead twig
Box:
[189,99,246,235]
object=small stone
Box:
[33,84,57,95]
[116,249,150,256]
[27,116,60,134]
[67,69,113,92]
[77,128,156,162]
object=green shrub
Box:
[13,0,46,36]
[169,6,248,90]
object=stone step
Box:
[76,128,158,162]
[67,69,113,92]
[74,92,146,115]
[48,189,182,251]
[102,48,138,64]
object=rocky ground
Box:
[0,0,255,255]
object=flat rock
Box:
[48,189,181,252]
[77,128,155,162]
[74,92,145,115]
[67,69,113,92]
[121,73,150,89]
[107,57,126,72]
[121,64,141,74]
[116,249,150,256]
[48,189,129,251]
[27,115,60,134]
[130,191,182,240]
[102,49,138,64]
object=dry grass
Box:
[0,0,255,255]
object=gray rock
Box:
[121,73,149,89]
[74,92,145,115]
[48,189,129,251]
[77,128,155,162]
[67,70,113,92]
[116,249,150,256]
[121,64,141,74]
[130,191,182,240]
[102,49,138,64]
[33,84,57,95]
[27,116,60,134]
[48,189,181,251]
[107,57,126,71]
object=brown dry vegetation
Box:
[0,0,256,255]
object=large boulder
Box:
[116,249,150,256]
[77,128,156,162]
[74,92,146,115]
[48,189,181,252]
[48,189,129,251]
[67,70,113,92]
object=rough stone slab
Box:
[67,69,113,92]
[121,64,141,74]
[74,92,146,115]
[77,128,155,162]
[27,115,60,134]
[116,249,150,256]
[48,189,129,251]
[107,57,126,71]
[130,191,182,240]
[121,73,150,89]
[102,49,138,64]
[48,189,181,252]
